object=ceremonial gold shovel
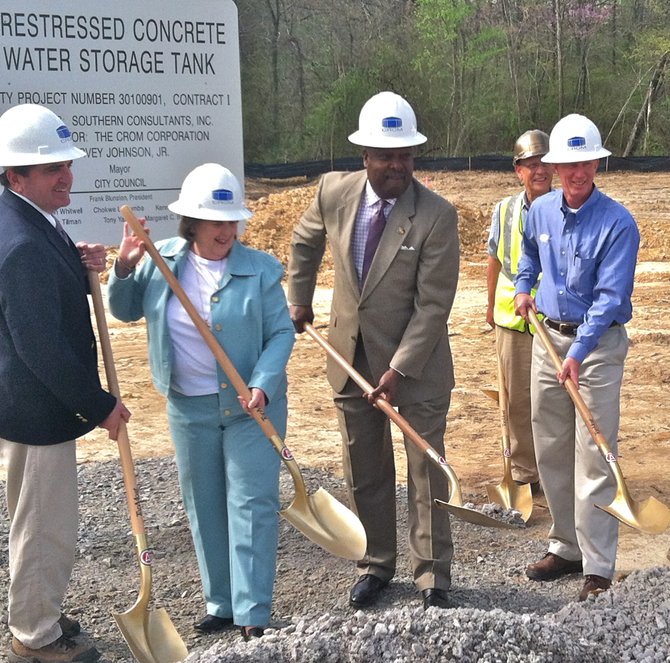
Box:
[529,309,670,534]
[304,323,518,529]
[89,272,188,663]
[119,205,367,560]
[484,351,533,521]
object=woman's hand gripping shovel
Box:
[119,205,366,561]
[88,272,188,663]
[483,351,533,521]
[528,309,670,534]
[303,324,518,529]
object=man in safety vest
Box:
[486,130,553,494]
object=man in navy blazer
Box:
[0,104,129,663]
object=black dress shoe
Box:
[240,626,264,641]
[194,614,234,633]
[422,588,450,610]
[349,574,388,608]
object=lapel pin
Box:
[398,227,406,235]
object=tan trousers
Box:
[334,342,453,591]
[495,325,538,483]
[0,438,78,649]
[531,325,628,579]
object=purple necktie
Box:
[361,200,388,282]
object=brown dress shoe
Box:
[578,574,612,601]
[9,635,100,663]
[526,552,583,581]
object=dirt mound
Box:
[242,170,669,272]
[241,177,491,292]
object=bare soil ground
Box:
[79,169,670,574]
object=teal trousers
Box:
[167,390,285,626]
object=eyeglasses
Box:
[517,159,550,171]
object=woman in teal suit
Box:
[108,163,294,641]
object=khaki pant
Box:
[0,438,77,649]
[334,342,453,591]
[496,325,538,483]
[531,325,628,578]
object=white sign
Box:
[0,0,244,245]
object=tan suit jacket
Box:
[288,170,459,405]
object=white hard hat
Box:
[0,104,86,168]
[168,163,253,232]
[542,114,611,164]
[348,91,427,148]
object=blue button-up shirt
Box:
[515,186,639,363]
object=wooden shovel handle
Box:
[528,309,616,459]
[304,325,425,449]
[118,206,280,438]
[304,323,463,503]
[88,272,146,536]
[494,347,514,470]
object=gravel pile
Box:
[194,567,670,662]
[1,456,668,662]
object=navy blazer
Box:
[0,189,115,444]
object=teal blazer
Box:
[108,237,294,413]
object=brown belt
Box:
[544,318,620,336]
[544,319,579,336]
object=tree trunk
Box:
[623,51,670,156]
[500,0,521,131]
[553,0,564,118]
[265,0,282,143]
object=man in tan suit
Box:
[288,92,459,610]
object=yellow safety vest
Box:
[493,192,538,332]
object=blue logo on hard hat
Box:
[212,189,234,203]
[567,136,586,149]
[56,125,72,140]
[382,116,403,131]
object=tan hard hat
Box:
[513,130,550,165]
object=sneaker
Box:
[578,574,612,601]
[9,635,100,663]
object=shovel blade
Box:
[481,388,499,404]
[114,607,187,663]
[434,498,520,529]
[596,494,670,535]
[281,487,367,560]
[486,481,533,522]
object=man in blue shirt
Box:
[514,114,640,602]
